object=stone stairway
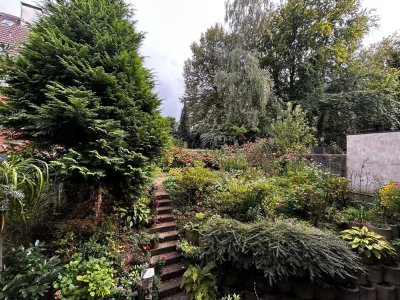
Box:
[150,177,187,299]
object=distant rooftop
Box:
[0,12,28,56]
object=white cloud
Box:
[1,0,400,119]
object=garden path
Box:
[150,175,187,299]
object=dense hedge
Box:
[200,217,363,284]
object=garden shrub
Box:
[213,179,282,221]
[54,253,116,299]
[379,181,400,220]
[169,166,218,206]
[168,147,218,169]
[201,217,363,284]
[181,262,218,300]
[0,241,61,300]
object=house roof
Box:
[0,12,28,56]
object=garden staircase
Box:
[150,175,187,299]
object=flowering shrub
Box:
[167,147,219,169]
[379,181,400,219]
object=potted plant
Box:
[376,283,396,300]
[391,239,400,261]
[341,226,396,265]
[359,283,376,300]
[150,233,160,249]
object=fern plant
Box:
[181,262,218,300]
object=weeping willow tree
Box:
[0,156,48,270]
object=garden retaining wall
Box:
[347,132,400,194]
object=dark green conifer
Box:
[0,0,169,217]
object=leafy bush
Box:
[54,253,116,299]
[177,239,202,261]
[269,102,316,155]
[221,294,241,300]
[116,197,151,229]
[169,167,218,206]
[341,226,396,260]
[201,217,363,284]
[0,241,61,300]
[181,262,218,300]
[213,179,281,221]
[379,181,400,219]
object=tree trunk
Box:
[94,185,103,221]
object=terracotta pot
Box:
[152,240,159,249]
[185,229,200,245]
[314,284,335,300]
[376,283,396,300]
[293,280,313,300]
[261,294,280,300]
[277,280,293,295]
[359,284,376,300]
[366,223,392,240]
[382,264,400,285]
[389,224,399,239]
[366,264,383,284]
[335,285,360,300]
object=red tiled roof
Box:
[0,12,28,56]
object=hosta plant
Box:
[341,226,396,260]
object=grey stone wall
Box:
[347,132,400,194]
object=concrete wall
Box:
[347,132,400,194]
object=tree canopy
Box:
[180,0,400,148]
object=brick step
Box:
[159,277,183,298]
[157,206,173,214]
[159,230,179,243]
[151,240,178,256]
[150,251,182,266]
[149,221,177,234]
[157,213,175,223]
[161,263,186,281]
[156,192,170,201]
[157,199,171,207]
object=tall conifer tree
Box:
[0,0,169,217]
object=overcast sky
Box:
[1,1,399,119]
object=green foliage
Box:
[0,241,61,300]
[341,226,396,260]
[269,103,316,154]
[0,155,48,223]
[181,262,218,300]
[201,217,363,284]
[116,198,151,228]
[54,253,116,299]
[221,294,241,300]
[177,239,202,261]
[170,167,218,206]
[0,0,169,203]
[379,181,400,220]
[340,207,373,224]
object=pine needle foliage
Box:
[0,0,170,201]
[201,217,363,285]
